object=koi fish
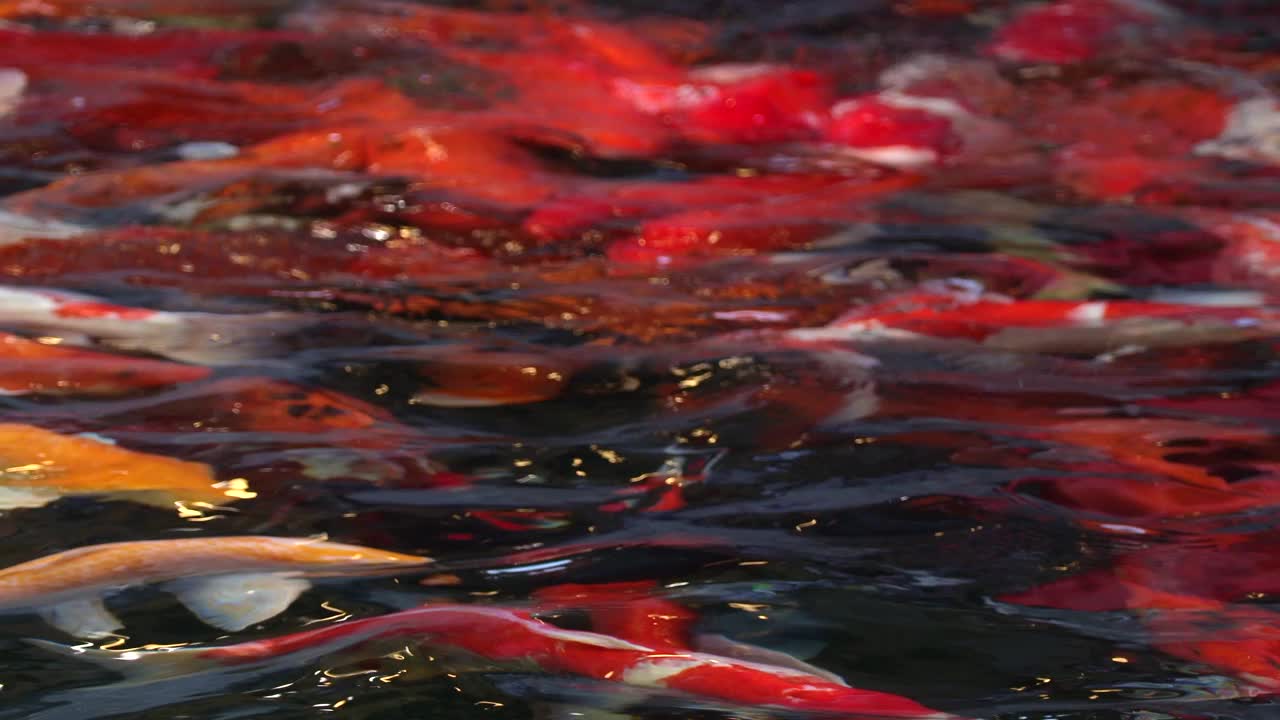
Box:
[0,225,492,291]
[410,348,572,407]
[0,536,429,639]
[51,375,457,490]
[0,331,208,396]
[985,0,1172,65]
[1000,531,1280,691]
[606,173,923,266]
[822,95,961,169]
[0,284,310,365]
[1144,603,1280,692]
[611,63,832,146]
[785,282,1280,356]
[34,592,957,718]
[0,423,232,511]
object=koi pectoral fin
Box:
[0,486,61,511]
[165,574,310,632]
[39,596,124,639]
[692,633,848,686]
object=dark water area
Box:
[0,0,1279,719]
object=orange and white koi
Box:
[0,536,429,639]
[0,423,231,511]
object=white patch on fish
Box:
[0,210,91,246]
[878,90,973,122]
[1066,302,1108,324]
[1195,98,1280,165]
[174,142,239,161]
[0,486,62,510]
[621,656,708,687]
[877,54,956,91]
[687,62,779,84]
[1143,289,1265,307]
[834,144,939,169]
[0,68,26,119]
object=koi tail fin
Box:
[24,639,208,683]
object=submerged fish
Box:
[0,536,429,639]
[0,423,229,511]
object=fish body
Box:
[0,423,226,510]
[0,536,429,638]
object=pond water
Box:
[0,0,1279,718]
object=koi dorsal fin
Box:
[533,582,696,649]
[693,633,848,686]
[165,574,310,632]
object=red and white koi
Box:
[37,592,958,718]
[0,284,308,365]
[780,281,1280,355]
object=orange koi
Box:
[0,535,429,638]
[411,349,571,407]
[0,332,208,396]
[0,423,229,511]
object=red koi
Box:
[613,63,833,145]
[986,0,1168,64]
[606,173,923,266]
[0,225,494,291]
[822,95,961,169]
[1002,526,1280,611]
[525,174,846,243]
[1146,603,1280,692]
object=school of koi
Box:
[0,0,1278,718]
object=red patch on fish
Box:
[53,301,156,320]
